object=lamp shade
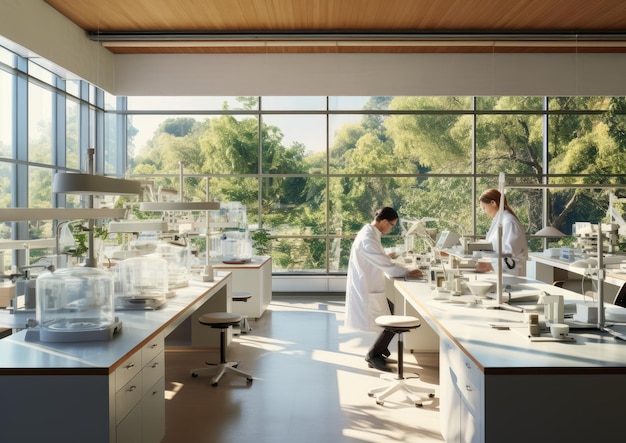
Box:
[534,226,566,237]
[108,220,169,233]
[53,173,142,195]
[0,208,127,222]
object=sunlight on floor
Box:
[164,381,183,400]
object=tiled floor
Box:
[162,296,444,443]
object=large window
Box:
[124,96,626,274]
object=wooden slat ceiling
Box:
[44,0,626,54]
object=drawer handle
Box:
[151,362,160,369]
[127,385,137,393]
[151,390,158,396]
[465,362,470,369]
[465,384,472,392]
[150,343,159,349]
[124,362,135,370]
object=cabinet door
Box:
[443,367,463,443]
[460,398,480,443]
[441,336,483,443]
[117,403,142,443]
[440,339,462,442]
[142,378,165,443]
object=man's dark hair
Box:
[374,207,398,222]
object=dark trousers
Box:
[367,299,395,358]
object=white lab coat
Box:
[485,210,528,277]
[345,224,409,332]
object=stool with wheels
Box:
[368,315,435,407]
[190,312,253,386]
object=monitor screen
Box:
[436,231,460,249]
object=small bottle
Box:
[528,314,540,337]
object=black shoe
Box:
[382,355,397,364]
[382,349,396,364]
[365,355,392,372]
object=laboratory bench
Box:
[211,255,272,319]
[0,272,232,443]
[393,274,626,443]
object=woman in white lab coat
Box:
[475,189,528,276]
[345,207,422,372]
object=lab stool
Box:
[190,312,253,386]
[368,315,435,407]
[232,291,252,334]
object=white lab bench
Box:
[394,275,626,443]
[0,273,232,443]
[211,255,272,319]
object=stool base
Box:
[368,373,435,407]
[191,361,253,386]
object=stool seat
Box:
[375,315,420,330]
[198,312,242,328]
[232,291,252,302]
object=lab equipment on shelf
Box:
[573,222,620,255]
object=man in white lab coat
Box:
[345,207,423,372]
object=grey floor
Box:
[162,296,444,443]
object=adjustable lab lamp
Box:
[52,149,142,267]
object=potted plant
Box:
[250,228,271,256]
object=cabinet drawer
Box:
[116,353,142,391]
[460,354,482,392]
[117,401,143,443]
[143,352,165,394]
[116,372,142,424]
[458,354,483,416]
[441,336,462,369]
[142,332,164,367]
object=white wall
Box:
[0,0,116,91]
[115,52,626,97]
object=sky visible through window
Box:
[127,96,368,156]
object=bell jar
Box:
[116,256,168,310]
[154,242,191,290]
[33,267,120,342]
